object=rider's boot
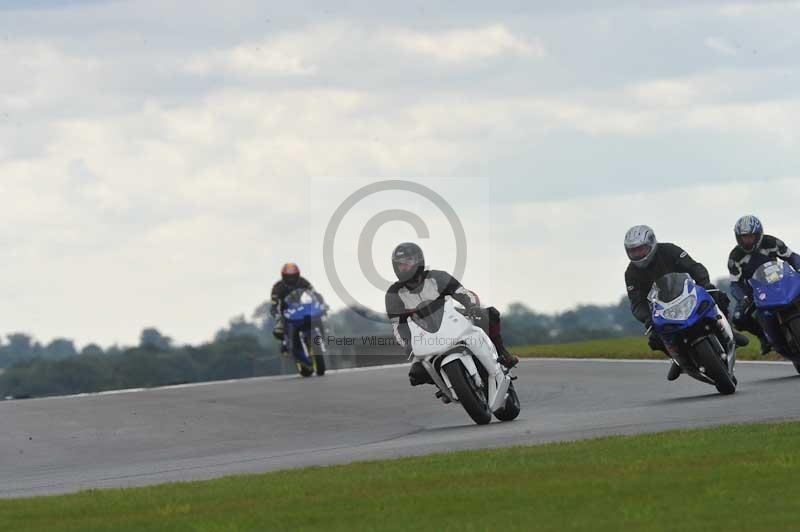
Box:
[732,330,750,348]
[758,335,772,356]
[409,361,434,386]
[489,334,519,369]
[667,360,682,381]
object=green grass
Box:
[2,422,800,531]
[514,334,782,361]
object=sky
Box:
[1,0,800,347]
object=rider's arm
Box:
[625,269,651,324]
[434,271,479,309]
[668,244,712,288]
[727,254,750,301]
[768,236,800,271]
[385,290,412,355]
[389,317,412,355]
[269,283,283,317]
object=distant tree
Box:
[139,328,172,351]
[6,333,37,357]
[0,333,43,368]
[43,338,78,360]
[81,343,105,356]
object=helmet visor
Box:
[739,234,758,249]
[396,260,417,273]
[627,244,652,262]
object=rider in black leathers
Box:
[385,242,518,386]
[623,225,746,381]
[270,263,316,353]
[728,215,800,355]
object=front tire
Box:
[313,353,326,376]
[693,338,736,395]
[494,382,521,422]
[297,363,314,378]
[786,317,800,356]
[444,361,492,425]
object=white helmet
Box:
[625,225,658,269]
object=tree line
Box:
[0,281,733,399]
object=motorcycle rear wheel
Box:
[444,361,492,425]
[693,338,736,395]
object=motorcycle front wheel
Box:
[693,337,736,395]
[444,361,492,425]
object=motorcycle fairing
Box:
[750,261,800,310]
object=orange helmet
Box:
[281,263,300,285]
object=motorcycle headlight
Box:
[662,294,697,321]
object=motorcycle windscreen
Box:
[285,288,319,305]
[752,261,784,286]
[652,272,692,304]
[409,299,446,334]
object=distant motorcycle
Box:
[282,288,327,377]
[406,298,520,425]
[748,260,800,374]
[648,273,738,394]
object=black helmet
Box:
[392,242,425,284]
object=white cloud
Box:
[0,40,101,112]
[389,24,546,62]
[718,1,800,17]
[186,41,316,77]
[3,2,800,347]
[500,178,800,313]
[705,36,738,55]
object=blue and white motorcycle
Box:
[282,288,328,377]
[748,260,800,374]
[648,273,738,394]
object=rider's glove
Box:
[465,305,482,322]
[707,287,730,313]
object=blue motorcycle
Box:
[748,260,800,374]
[282,288,328,377]
[648,273,738,394]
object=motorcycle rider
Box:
[624,225,748,382]
[270,263,320,353]
[385,242,519,387]
[728,215,800,355]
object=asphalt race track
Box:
[2,358,799,498]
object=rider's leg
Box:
[274,318,288,354]
[757,311,787,355]
[734,305,770,355]
[408,361,434,386]
[486,307,519,369]
[285,323,306,364]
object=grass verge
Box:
[514,334,782,361]
[2,422,800,531]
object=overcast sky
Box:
[2,0,800,347]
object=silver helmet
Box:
[624,225,658,269]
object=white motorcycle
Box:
[407,298,520,425]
